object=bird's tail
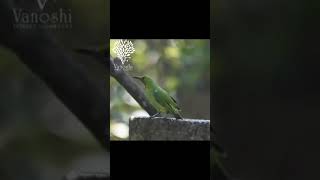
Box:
[167,103,183,119]
[172,108,183,119]
[174,112,183,119]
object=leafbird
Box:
[133,75,183,119]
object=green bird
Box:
[133,76,183,119]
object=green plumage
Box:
[134,76,183,119]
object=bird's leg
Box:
[150,112,160,119]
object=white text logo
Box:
[112,39,135,71]
[37,0,49,10]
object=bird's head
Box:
[133,75,154,86]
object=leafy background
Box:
[110,39,210,140]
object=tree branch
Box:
[110,57,157,115]
[0,1,109,150]
[75,47,109,68]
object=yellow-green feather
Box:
[143,76,182,119]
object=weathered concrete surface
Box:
[129,117,210,140]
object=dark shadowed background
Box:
[213,0,320,179]
[0,0,109,180]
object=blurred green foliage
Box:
[110,39,210,140]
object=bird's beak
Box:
[133,76,143,81]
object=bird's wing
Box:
[158,87,180,110]
[153,88,183,119]
[169,96,181,110]
[153,88,180,113]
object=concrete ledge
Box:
[129,117,210,140]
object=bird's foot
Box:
[149,112,160,119]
